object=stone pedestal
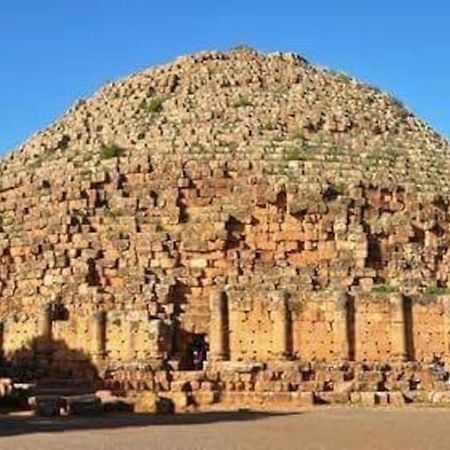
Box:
[390,293,407,362]
[91,311,106,361]
[271,292,290,359]
[209,290,229,361]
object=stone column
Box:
[390,293,407,362]
[353,293,361,362]
[35,303,53,354]
[91,311,106,361]
[271,291,290,359]
[334,291,350,361]
[38,303,53,341]
[149,318,163,359]
[227,298,240,362]
[209,290,229,361]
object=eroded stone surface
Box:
[1,48,450,408]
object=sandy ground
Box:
[1,406,449,450]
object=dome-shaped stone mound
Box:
[2,48,450,392]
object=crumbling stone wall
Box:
[2,177,450,371]
[0,48,450,379]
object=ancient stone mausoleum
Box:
[2,48,450,403]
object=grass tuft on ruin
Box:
[100,143,125,159]
[372,284,399,294]
[233,95,253,108]
[145,97,164,113]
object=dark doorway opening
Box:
[186,334,208,370]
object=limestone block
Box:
[65,395,103,416]
[375,392,389,406]
[429,391,450,404]
[350,391,376,406]
[292,391,315,407]
[32,395,64,417]
[189,258,208,269]
[134,392,158,413]
[388,391,405,406]
[316,391,350,405]
[194,390,217,406]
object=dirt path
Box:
[1,407,449,450]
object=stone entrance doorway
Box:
[186,334,208,370]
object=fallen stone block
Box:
[259,392,293,407]
[388,391,405,406]
[429,391,450,404]
[65,395,103,416]
[315,391,350,405]
[403,390,429,404]
[156,396,176,414]
[375,392,389,406]
[0,378,13,397]
[292,391,315,407]
[95,389,133,412]
[221,362,264,374]
[194,390,218,406]
[134,392,158,413]
[350,391,376,406]
[31,395,64,417]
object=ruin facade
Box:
[1,48,450,408]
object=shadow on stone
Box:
[1,335,100,386]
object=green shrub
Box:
[285,148,303,161]
[29,151,52,169]
[155,219,165,232]
[263,121,276,131]
[335,72,354,84]
[232,95,252,108]
[145,97,163,113]
[30,155,44,169]
[100,143,125,159]
[424,285,450,295]
[291,129,305,140]
[103,207,123,218]
[324,184,343,200]
[372,284,399,294]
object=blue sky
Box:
[1,0,448,154]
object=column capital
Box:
[209,289,225,307]
[91,310,106,321]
